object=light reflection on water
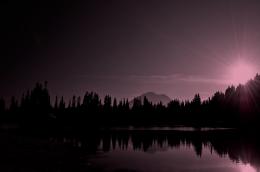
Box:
[106,126,234,131]
[86,131,258,172]
[0,129,259,172]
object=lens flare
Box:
[228,59,257,85]
[238,163,256,172]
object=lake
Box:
[0,128,259,172]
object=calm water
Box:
[0,129,259,172]
[91,143,255,172]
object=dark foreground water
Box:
[0,128,259,172]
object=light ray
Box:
[227,59,257,85]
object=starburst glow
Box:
[228,59,257,85]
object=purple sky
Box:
[1,0,260,102]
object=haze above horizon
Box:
[1,0,260,101]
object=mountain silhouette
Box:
[131,92,171,106]
[4,74,260,129]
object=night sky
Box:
[1,0,260,102]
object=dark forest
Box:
[2,74,260,132]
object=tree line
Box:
[2,75,260,129]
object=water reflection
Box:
[0,129,260,172]
[86,130,260,172]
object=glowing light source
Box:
[228,59,257,85]
[238,163,256,172]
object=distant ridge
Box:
[131,92,172,105]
